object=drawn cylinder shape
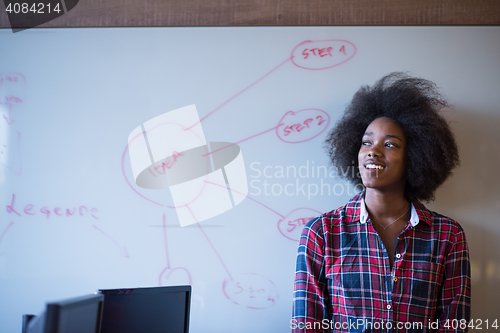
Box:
[127,105,248,226]
[167,142,248,226]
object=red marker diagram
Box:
[127,105,249,227]
[0,73,25,176]
[0,222,14,255]
[277,208,322,241]
[122,38,357,201]
[159,214,192,286]
[291,40,357,70]
[207,181,321,243]
[0,72,26,125]
[5,194,99,220]
[223,273,278,309]
[276,109,330,143]
[0,71,128,260]
[186,201,279,309]
[120,38,356,308]
[0,127,22,176]
[3,191,127,261]
[206,108,331,156]
[123,110,208,209]
[92,225,130,258]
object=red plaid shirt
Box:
[292,192,471,332]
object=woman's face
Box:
[358,117,407,193]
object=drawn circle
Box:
[277,208,322,241]
[276,109,330,143]
[122,121,208,208]
[291,39,357,70]
[222,273,278,309]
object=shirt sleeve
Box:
[435,226,471,332]
[292,217,330,333]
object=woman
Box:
[291,73,471,332]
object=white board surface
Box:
[1,27,499,333]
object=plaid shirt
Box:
[292,192,471,332]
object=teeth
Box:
[366,164,384,170]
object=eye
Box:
[385,142,398,148]
[362,140,371,146]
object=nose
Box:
[367,144,383,158]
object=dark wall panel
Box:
[1,0,499,28]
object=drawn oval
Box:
[291,40,356,70]
[122,121,207,208]
[278,208,322,241]
[223,273,278,309]
[276,109,330,143]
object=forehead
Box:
[364,117,406,140]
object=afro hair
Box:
[324,72,460,202]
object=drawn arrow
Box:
[92,225,130,258]
[0,222,14,248]
[204,180,284,218]
[159,214,192,286]
[184,57,292,130]
[184,205,234,280]
[203,123,284,157]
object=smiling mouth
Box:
[365,164,385,170]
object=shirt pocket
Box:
[403,260,443,308]
[326,256,366,300]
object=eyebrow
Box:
[363,132,403,142]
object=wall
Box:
[1,0,500,28]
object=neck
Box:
[364,188,410,223]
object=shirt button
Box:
[396,253,401,259]
[394,277,398,282]
[387,304,392,310]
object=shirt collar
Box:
[342,190,431,227]
[359,196,419,227]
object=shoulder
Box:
[413,200,468,246]
[430,211,465,232]
[429,211,468,249]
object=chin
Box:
[361,178,406,194]
[360,180,378,189]
[360,175,382,188]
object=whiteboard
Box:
[1,27,499,333]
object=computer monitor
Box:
[98,285,191,333]
[24,294,104,333]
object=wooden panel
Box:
[0,0,499,28]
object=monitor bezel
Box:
[97,285,191,333]
[26,294,104,333]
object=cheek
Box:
[395,155,406,176]
[357,148,364,164]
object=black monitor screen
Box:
[98,285,191,333]
[27,294,104,333]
